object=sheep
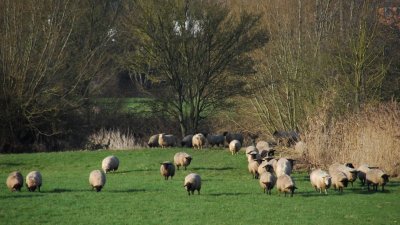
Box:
[248,159,260,179]
[181,134,194,148]
[174,152,192,170]
[6,171,23,192]
[357,164,371,186]
[26,171,42,192]
[256,141,271,151]
[245,146,258,155]
[89,170,106,192]
[223,132,244,146]
[309,169,332,194]
[276,174,297,197]
[259,166,276,195]
[330,170,348,193]
[148,134,160,147]
[102,155,120,173]
[184,173,201,196]
[329,163,357,187]
[275,158,295,177]
[160,161,176,180]
[247,151,261,164]
[192,133,206,150]
[259,149,276,158]
[273,130,300,146]
[229,140,241,155]
[207,134,225,147]
[158,133,177,148]
[366,169,389,192]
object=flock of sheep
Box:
[5,131,390,196]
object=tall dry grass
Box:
[87,128,144,150]
[304,101,400,177]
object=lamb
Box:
[330,170,348,193]
[366,169,389,192]
[181,134,194,147]
[275,158,295,177]
[174,152,192,170]
[329,163,357,187]
[223,132,244,145]
[309,169,332,194]
[207,134,225,147]
[6,171,23,192]
[26,171,42,192]
[192,133,206,150]
[184,173,201,196]
[259,165,276,195]
[248,159,260,179]
[160,161,176,180]
[229,140,241,155]
[148,134,160,147]
[89,170,106,192]
[158,133,177,148]
[102,155,120,173]
[276,174,297,197]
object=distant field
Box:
[94,97,155,114]
[1,149,399,225]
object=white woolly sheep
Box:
[148,134,160,147]
[310,169,332,194]
[6,171,23,192]
[366,169,389,192]
[276,174,297,197]
[275,158,295,177]
[181,134,194,147]
[192,133,206,150]
[329,163,357,187]
[160,161,176,180]
[26,171,42,192]
[330,170,348,193]
[248,159,260,179]
[223,132,244,145]
[357,164,371,186]
[184,173,201,196]
[174,152,192,170]
[207,134,225,147]
[256,141,271,151]
[259,168,276,195]
[247,151,261,164]
[89,170,106,192]
[102,155,120,173]
[229,140,241,155]
[158,133,177,148]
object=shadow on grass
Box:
[108,188,146,193]
[0,193,45,199]
[109,169,156,174]
[207,192,252,197]
[191,166,235,171]
[0,162,25,167]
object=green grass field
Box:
[1,149,399,225]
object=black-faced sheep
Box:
[26,171,42,192]
[276,174,297,197]
[366,169,389,192]
[181,134,194,148]
[174,152,192,170]
[102,155,120,173]
[160,161,176,180]
[310,169,332,194]
[6,171,23,192]
[89,170,106,192]
[184,173,201,196]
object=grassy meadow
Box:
[1,148,399,225]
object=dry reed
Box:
[303,101,400,177]
[87,128,144,150]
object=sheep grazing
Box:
[276,174,297,197]
[256,141,271,151]
[184,173,201,196]
[248,159,260,179]
[330,170,348,193]
[223,132,244,146]
[329,163,357,187]
[160,161,176,180]
[158,133,177,148]
[102,155,120,173]
[89,170,106,192]
[257,159,274,175]
[148,134,160,147]
[247,151,261,164]
[26,171,42,192]
[192,133,206,150]
[229,140,241,155]
[309,169,332,194]
[6,171,23,192]
[275,158,295,177]
[207,134,225,147]
[259,166,276,195]
[181,134,194,148]
[366,169,389,192]
[174,152,192,170]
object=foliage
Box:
[0,149,399,224]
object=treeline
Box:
[0,0,399,152]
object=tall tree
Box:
[121,0,268,136]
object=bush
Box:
[303,101,400,177]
